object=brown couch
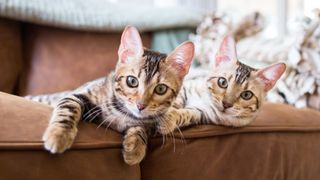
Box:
[1,18,320,180]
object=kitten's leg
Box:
[157,108,203,135]
[25,91,72,106]
[42,95,83,153]
[122,126,148,165]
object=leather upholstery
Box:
[1,92,320,180]
[0,19,22,94]
[0,19,151,96]
[19,24,151,95]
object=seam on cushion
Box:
[0,141,122,150]
[2,126,320,149]
[167,127,320,139]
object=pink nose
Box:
[222,101,233,109]
[136,103,146,111]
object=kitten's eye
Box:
[126,76,139,88]
[241,90,253,100]
[154,84,168,95]
[217,77,228,88]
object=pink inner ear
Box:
[215,55,231,66]
[257,63,286,91]
[167,41,194,79]
[119,50,131,63]
[258,76,274,92]
[215,35,237,67]
[118,26,143,63]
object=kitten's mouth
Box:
[112,95,164,121]
[121,105,161,121]
[130,108,163,120]
[219,107,233,114]
[130,110,163,122]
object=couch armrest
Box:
[0,92,140,180]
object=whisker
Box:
[161,133,166,148]
[82,102,114,123]
[88,110,103,122]
[168,121,176,153]
[97,117,109,129]
[84,109,102,121]
[83,105,101,118]
[175,125,186,146]
[160,120,169,149]
[158,116,174,151]
[104,118,116,133]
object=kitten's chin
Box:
[127,106,159,120]
[131,110,144,118]
[217,113,258,127]
[126,107,143,118]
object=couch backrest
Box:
[0,18,151,96]
[0,19,23,94]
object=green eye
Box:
[154,84,168,95]
[218,77,228,88]
[126,76,139,88]
[241,90,254,100]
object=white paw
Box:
[42,125,77,154]
[123,133,146,165]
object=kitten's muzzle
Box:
[222,101,233,109]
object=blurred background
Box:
[0,0,319,110]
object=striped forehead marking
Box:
[235,62,256,84]
[141,49,167,83]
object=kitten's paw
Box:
[42,125,77,154]
[122,128,146,165]
[219,117,255,127]
[157,119,176,135]
[157,109,178,135]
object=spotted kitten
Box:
[157,35,286,134]
[27,26,194,165]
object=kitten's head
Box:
[207,35,286,126]
[113,26,194,120]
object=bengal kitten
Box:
[157,35,286,134]
[27,26,194,165]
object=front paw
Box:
[42,125,77,154]
[122,128,146,165]
[157,119,176,135]
[218,116,256,127]
[157,109,178,135]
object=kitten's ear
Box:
[257,63,286,91]
[215,35,237,67]
[167,41,194,79]
[118,26,143,63]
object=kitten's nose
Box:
[136,103,146,111]
[222,101,233,109]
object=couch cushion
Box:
[1,92,320,179]
[0,92,140,180]
[18,24,151,96]
[0,18,22,94]
[141,104,320,180]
